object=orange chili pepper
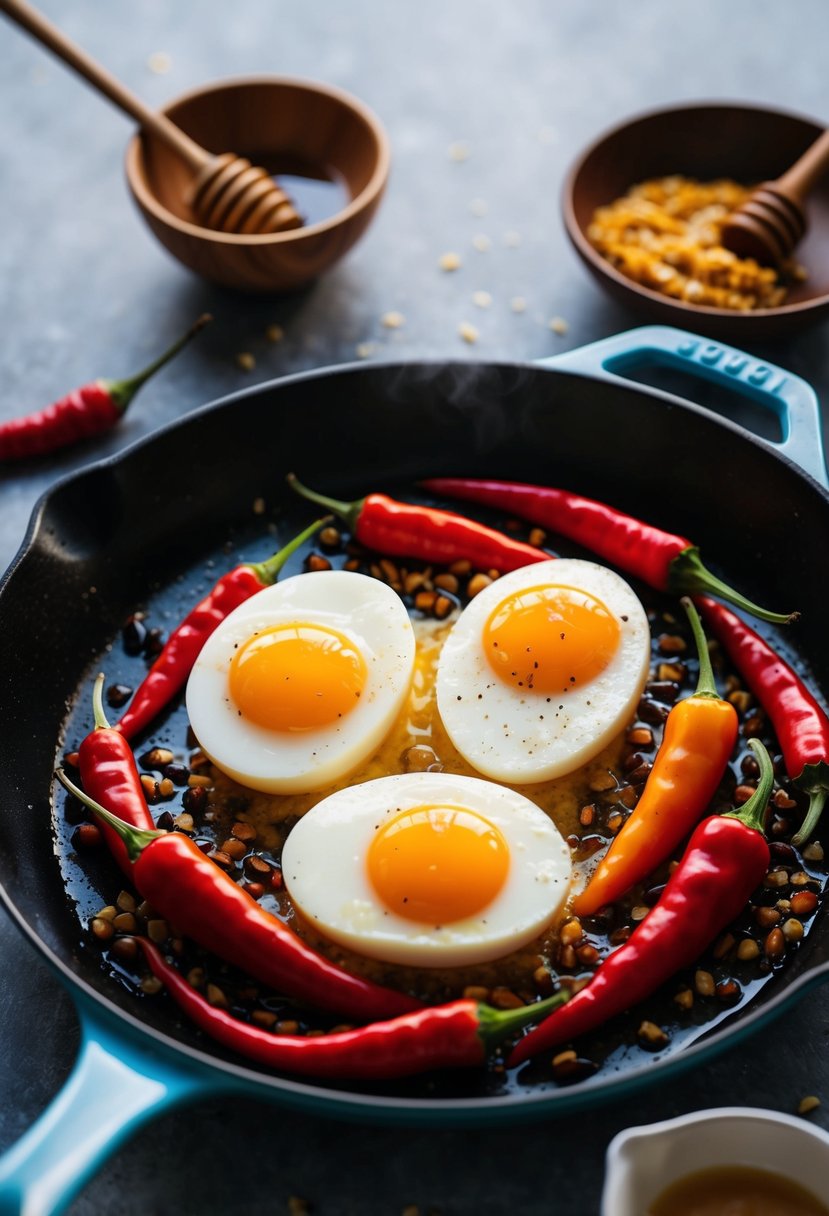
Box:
[572,598,738,917]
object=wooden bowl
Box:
[562,102,829,340]
[125,76,390,292]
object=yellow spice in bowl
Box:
[587,176,805,311]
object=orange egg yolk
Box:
[483,583,620,693]
[228,622,367,732]
[367,804,510,924]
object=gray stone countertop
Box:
[2,2,829,1213]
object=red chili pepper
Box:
[508,738,773,1066]
[422,477,795,626]
[58,769,421,1023]
[116,517,328,740]
[286,474,547,573]
[137,938,565,1079]
[697,596,829,847]
[0,315,211,461]
[76,674,156,875]
[573,598,738,917]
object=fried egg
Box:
[435,558,650,783]
[186,570,416,794]
[281,771,572,966]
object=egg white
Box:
[186,570,416,794]
[281,771,573,967]
[435,558,651,783]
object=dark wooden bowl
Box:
[125,76,390,293]
[562,102,829,340]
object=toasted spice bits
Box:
[439,252,462,271]
[587,176,803,310]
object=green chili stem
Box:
[671,548,795,626]
[91,672,110,730]
[248,516,332,586]
[681,596,719,700]
[105,314,212,413]
[56,768,162,860]
[477,990,569,1049]
[286,473,363,533]
[792,788,828,849]
[724,739,774,834]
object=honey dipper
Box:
[0,0,302,235]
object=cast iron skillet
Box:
[1,326,828,1215]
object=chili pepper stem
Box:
[104,314,212,414]
[724,739,774,834]
[681,597,719,698]
[248,515,332,585]
[477,991,568,1050]
[672,548,795,626]
[91,671,111,730]
[56,768,162,860]
[286,473,363,533]
[792,788,827,848]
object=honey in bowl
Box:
[648,1163,829,1215]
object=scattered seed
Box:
[140,976,163,995]
[490,987,524,1010]
[695,969,715,997]
[673,988,694,1010]
[637,1020,669,1049]
[765,927,786,959]
[236,352,256,372]
[91,917,114,942]
[147,51,171,74]
[467,572,493,598]
[510,296,527,313]
[549,316,569,335]
[472,290,492,308]
[781,917,804,942]
[206,983,229,1008]
[458,321,479,344]
[355,341,377,359]
[462,985,490,1002]
[305,552,332,572]
[439,252,462,271]
[381,311,405,329]
[448,141,470,162]
[790,889,819,918]
[265,323,284,343]
[798,1095,821,1115]
[472,234,491,253]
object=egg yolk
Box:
[228,622,367,732]
[483,583,620,693]
[367,804,510,924]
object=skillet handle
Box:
[540,325,829,489]
[0,995,213,1216]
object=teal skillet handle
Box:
[0,993,217,1216]
[538,325,829,489]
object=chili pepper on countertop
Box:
[116,516,328,740]
[57,770,421,1024]
[573,598,738,916]
[286,474,548,574]
[0,315,211,461]
[508,738,774,1066]
[421,477,794,626]
[77,673,157,875]
[137,938,566,1079]
[698,596,829,848]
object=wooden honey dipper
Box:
[1,0,302,235]
[721,126,829,267]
